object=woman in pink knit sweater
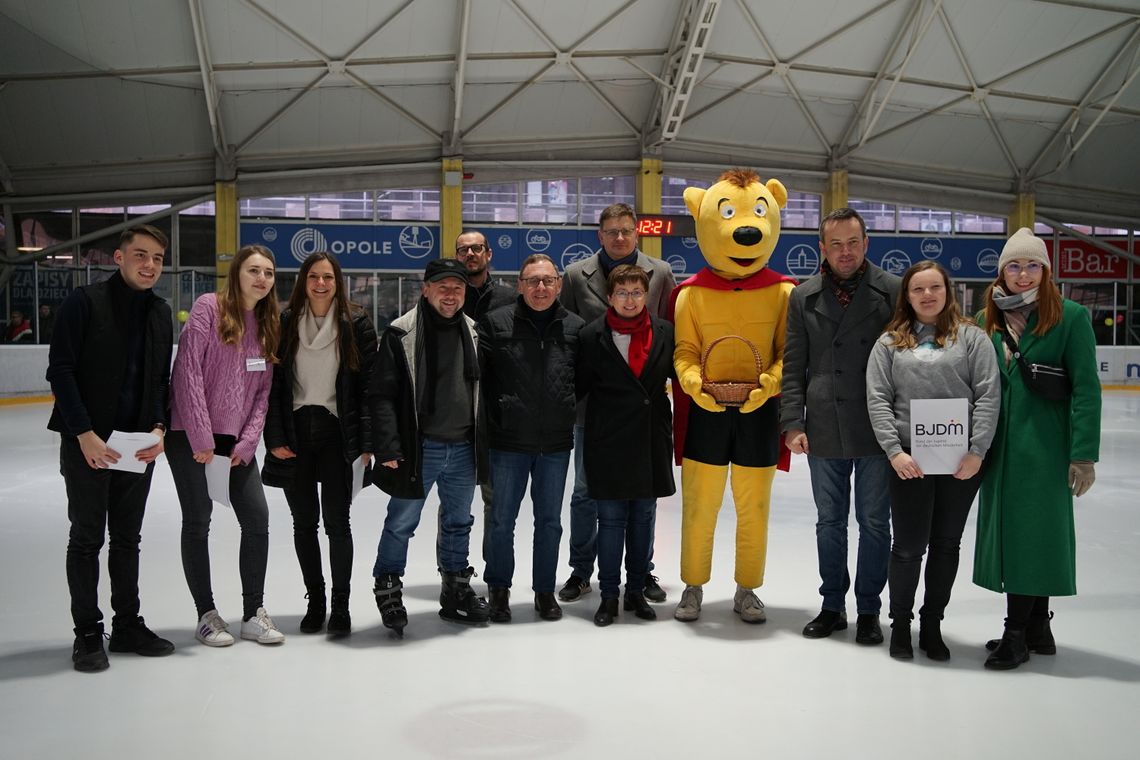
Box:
[168,244,284,647]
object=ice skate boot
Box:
[439,567,491,625]
[373,573,408,638]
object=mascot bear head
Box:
[683,168,787,280]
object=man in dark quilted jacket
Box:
[477,254,585,624]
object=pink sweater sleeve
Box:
[171,294,218,454]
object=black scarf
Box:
[417,299,478,416]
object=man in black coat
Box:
[479,254,584,623]
[369,258,490,635]
[780,207,901,645]
[46,224,176,672]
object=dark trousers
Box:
[887,469,982,622]
[595,498,655,599]
[61,436,154,629]
[1007,593,1050,628]
[166,430,270,620]
[284,406,353,592]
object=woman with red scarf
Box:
[576,265,676,626]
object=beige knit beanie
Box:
[997,227,1050,272]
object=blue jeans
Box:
[807,454,892,615]
[596,498,655,599]
[373,439,476,577]
[484,448,571,594]
[568,425,656,580]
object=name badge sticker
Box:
[246,357,267,372]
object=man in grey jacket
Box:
[558,202,677,604]
[780,207,901,645]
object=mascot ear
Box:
[683,186,706,219]
[766,178,788,209]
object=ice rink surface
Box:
[1,394,1138,759]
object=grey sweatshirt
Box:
[865,322,1000,459]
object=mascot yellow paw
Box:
[739,373,779,414]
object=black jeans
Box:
[60,436,154,629]
[284,406,353,592]
[166,430,269,620]
[887,468,982,622]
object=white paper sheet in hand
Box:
[910,398,969,476]
[205,457,232,507]
[351,456,366,504]
[104,431,160,473]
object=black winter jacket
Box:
[369,305,487,499]
[47,272,173,439]
[576,314,676,500]
[264,306,378,461]
[477,299,584,454]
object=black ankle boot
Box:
[594,597,619,627]
[890,620,914,660]
[918,616,950,661]
[72,623,109,673]
[300,587,326,633]
[1026,611,1057,654]
[985,628,1030,670]
[623,592,656,620]
[488,586,511,623]
[327,589,351,636]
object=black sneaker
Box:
[72,624,109,673]
[643,574,667,603]
[108,616,175,657]
[557,575,591,602]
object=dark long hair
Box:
[218,244,280,363]
[280,251,361,370]
[883,261,971,349]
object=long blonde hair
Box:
[218,244,280,363]
[883,261,971,349]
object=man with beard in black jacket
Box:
[479,254,584,623]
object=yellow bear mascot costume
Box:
[670,168,795,623]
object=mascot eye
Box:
[719,204,736,220]
[754,203,767,217]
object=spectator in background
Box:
[7,309,33,343]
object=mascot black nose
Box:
[732,227,762,246]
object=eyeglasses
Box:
[455,243,487,256]
[601,227,636,239]
[612,289,646,300]
[519,276,559,288]
[1004,262,1043,276]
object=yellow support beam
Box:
[215,181,238,288]
[822,169,848,215]
[440,158,463,258]
[1010,192,1035,231]
[636,157,663,258]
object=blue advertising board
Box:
[663,233,1004,281]
[242,221,1004,281]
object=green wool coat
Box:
[972,299,1101,596]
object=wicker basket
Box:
[700,335,765,407]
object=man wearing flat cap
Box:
[369,258,490,635]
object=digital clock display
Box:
[634,214,695,237]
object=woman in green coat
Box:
[973,227,1101,671]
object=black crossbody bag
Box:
[999,330,1071,401]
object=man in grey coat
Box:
[558,202,677,604]
[780,207,901,645]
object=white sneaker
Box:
[674,585,703,622]
[195,610,235,647]
[733,585,767,624]
[240,607,285,645]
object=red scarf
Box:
[605,307,653,377]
